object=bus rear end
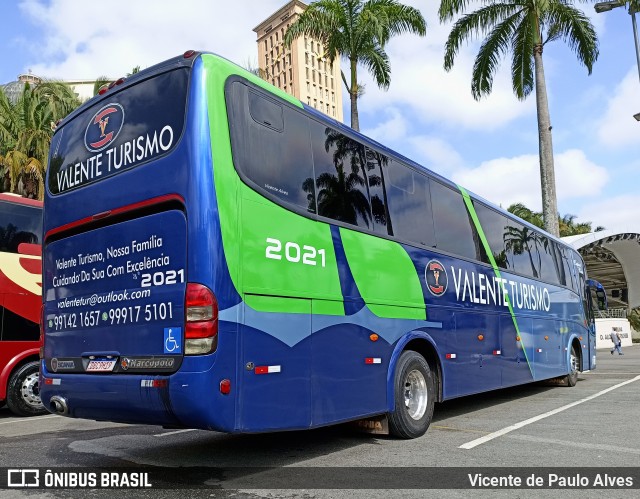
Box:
[41,52,236,430]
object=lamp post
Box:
[595,1,640,119]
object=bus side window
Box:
[430,181,482,261]
[309,121,372,228]
[227,82,316,213]
[473,202,511,270]
[537,236,563,286]
[385,160,435,247]
[552,243,568,287]
[364,148,391,236]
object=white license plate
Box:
[86,359,116,372]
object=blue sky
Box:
[1,0,638,232]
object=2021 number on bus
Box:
[265,238,326,267]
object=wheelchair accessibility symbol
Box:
[164,327,182,354]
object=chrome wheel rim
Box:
[20,372,43,409]
[570,351,578,375]
[404,369,428,420]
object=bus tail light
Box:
[185,283,218,355]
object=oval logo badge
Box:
[84,103,124,152]
[425,259,447,297]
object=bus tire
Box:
[388,350,434,439]
[565,345,579,387]
[6,361,46,417]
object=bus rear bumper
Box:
[39,366,235,431]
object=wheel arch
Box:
[386,331,443,413]
[0,348,40,401]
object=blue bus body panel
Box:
[44,210,187,358]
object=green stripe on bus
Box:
[457,185,534,378]
[339,228,426,320]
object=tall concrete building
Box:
[253,0,343,122]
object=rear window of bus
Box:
[0,200,42,253]
[47,68,189,195]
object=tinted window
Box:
[227,82,316,212]
[386,160,435,246]
[48,68,189,194]
[310,122,371,228]
[538,236,562,285]
[474,202,511,269]
[560,247,578,291]
[2,309,39,341]
[503,221,542,279]
[431,182,481,260]
[0,201,42,253]
[249,90,284,131]
[364,148,390,235]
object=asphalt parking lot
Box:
[1,345,638,498]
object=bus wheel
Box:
[388,351,434,439]
[565,345,579,387]
[6,362,47,417]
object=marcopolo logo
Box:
[84,103,125,152]
[120,357,175,371]
[425,259,448,297]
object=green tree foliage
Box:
[0,81,80,199]
[93,76,113,96]
[284,0,426,131]
[506,202,604,237]
[439,0,599,236]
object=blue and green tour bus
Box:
[40,51,605,438]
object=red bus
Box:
[0,193,45,416]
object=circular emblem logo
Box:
[120,358,130,371]
[84,103,125,152]
[51,358,58,373]
[425,259,448,297]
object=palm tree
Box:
[507,202,604,236]
[316,127,372,225]
[315,163,372,225]
[0,81,80,198]
[507,202,544,228]
[439,0,599,237]
[503,223,541,277]
[284,0,426,131]
[93,76,113,96]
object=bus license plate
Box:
[86,359,117,372]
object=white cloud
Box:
[357,2,533,131]
[452,149,609,211]
[577,194,640,233]
[406,135,464,177]
[18,0,286,79]
[362,107,408,143]
[361,110,465,176]
[597,69,640,147]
